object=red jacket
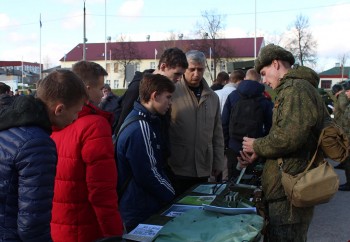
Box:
[51,103,123,242]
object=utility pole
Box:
[83,0,87,61]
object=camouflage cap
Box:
[255,44,295,73]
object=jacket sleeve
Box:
[125,121,175,203]
[16,136,57,242]
[254,83,319,158]
[212,99,225,172]
[81,118,123,237]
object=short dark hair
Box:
[139,74,175,103]
[36,69,88,108]
[72,61,108,87]
[216,71,229,84]
[332,83,343,95]
[158,47,188,69]
[230,70,245,83]
[0,82,10,94]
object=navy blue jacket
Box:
[0,95,56,242]
[116,102,175,230]
[222,80,273,153]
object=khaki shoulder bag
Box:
[278,128,340,208]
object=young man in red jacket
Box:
[50,61,123,242]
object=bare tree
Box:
[111,36,142,88]
[195,10,234,81]
[285,14,317,66]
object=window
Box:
[321,80,332,89]
[135,63,140,72]
[114,63,118,73]
[220,61,226,71]
[106,63,110,73]
[114,80,117,89]
[106,80,110,85]
[150,62,156,69]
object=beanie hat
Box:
[255,44,295,73]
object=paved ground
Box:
[307,160,350,242]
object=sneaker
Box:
[338,183,350,191]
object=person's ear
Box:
[54,103,65,116]
[159,63,167,71]
[150,91,158,101]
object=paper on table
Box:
[122,224,163,242]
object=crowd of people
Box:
[0,44,343,242]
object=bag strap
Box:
[278,128,326,176]
[116,115,146,200]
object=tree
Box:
[285,14,317,66]
[195,10,234,81]
[111,36,142,88]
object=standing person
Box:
[167,50,225,195]
[99,83,119,113]
[0,82,11,106]
[240,44,329,242]
[221,69,273,181]
[117,74,176,232]
[0,70,87,242]
[114,47,188,135]
[214,70,240,114]
[211,71,229,91]
[50,61,123,242]
[337,82,350,191]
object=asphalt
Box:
[307,159,350,242]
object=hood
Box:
[0,95,51,133]
[128,69,155,87]
[237,80,265,98]
[78,102,114,125]
[0,94,13,107]
[283,65,320,88]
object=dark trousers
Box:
[266,223,310,242]
[225,148,241,181]
[165,167,209,196]
[344,157,350,184]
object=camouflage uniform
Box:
[253,66,329,241]
[334,91,349,125]
[338,93,350,186]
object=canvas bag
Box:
[319,120,349,162]
[278,128,339,208]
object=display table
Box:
[122,182,264,242]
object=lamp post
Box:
[83,0,87,60]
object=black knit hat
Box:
[255,44,295,73]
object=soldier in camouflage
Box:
[332,83,349,125]
[239,44,329,242]
[337,82,350,191]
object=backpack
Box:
[229,94,264,141]
[111,94,125,138]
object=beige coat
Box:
[168,79,225,177]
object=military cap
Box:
[331,83,343,95]
[342,81,350,91]
[255,44,295,73]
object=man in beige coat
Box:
[167,50,225,195]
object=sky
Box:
[1,0,350,72]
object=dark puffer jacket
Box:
[0,95,57,242]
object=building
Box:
[0,61,42,90]
[60,37,265,89]
[319,63,350,89]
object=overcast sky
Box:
[1,0,350,72]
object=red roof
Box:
[60,37,264,62]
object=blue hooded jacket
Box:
[222,80,273,153]
[0,95,56,242]
[116,102,175,230]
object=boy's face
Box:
[345,89,350,99]
[51,99,85,129]
[87,75,105,106]
[159,64,185,83]
[152,91,173,115]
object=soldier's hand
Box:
[242,137,256,153]
[238,151,258,168]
